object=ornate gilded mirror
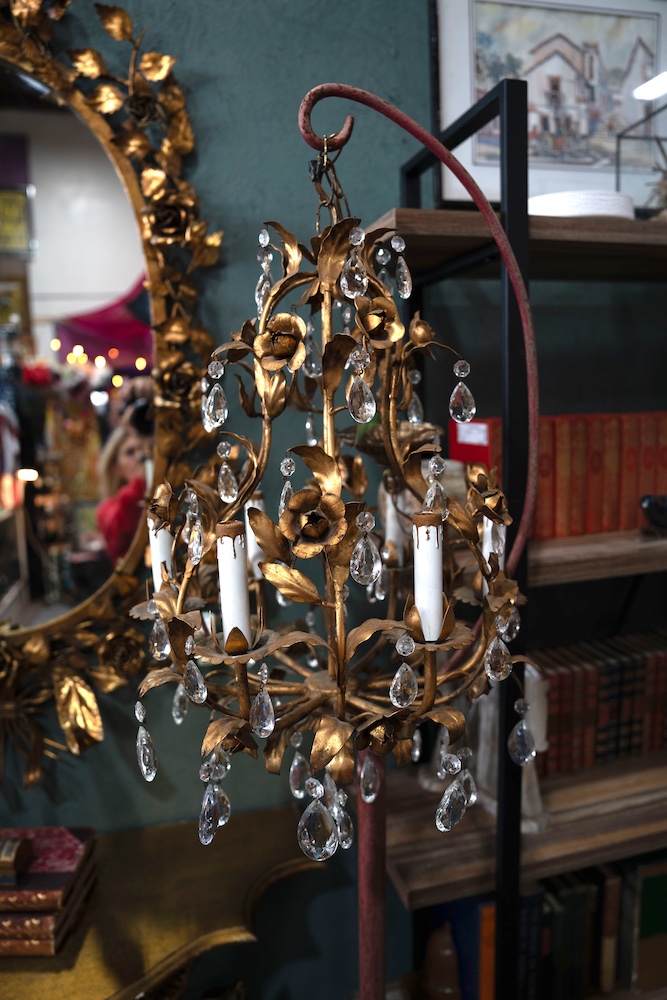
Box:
[0,1,220,785]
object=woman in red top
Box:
[96,426,147,563]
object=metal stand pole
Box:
[357,751,386,1000]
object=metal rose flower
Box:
[98,628,146,677]
[279,486,347,558]
[354,295,404,350]
[408,311,435,346]
[254,313,308,372]
[155,354,199,402]
[125,93,160,128]
[142,192,196,247]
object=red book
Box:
[0,863,95,955]
[533,416,555,539]
[0,855,95,940]
[554,417,572,538]
[585,414,605,534]
[637,413,657,524]
[654,412,667,494]
[448,417,502,484]
[556,659,574,773]
[569,660,586,771]
[580,654,599,770]
[601,416,621,532]
[569,415,588,536]
[540,651,563,776]
[0,827,95,912]
[618,413,640,530]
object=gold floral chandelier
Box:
[131,84,539,862]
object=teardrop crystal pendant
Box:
[424,479,446,512]
[217,462,239,503]
[278,480,293,517]
[389,662,419,708]
[171,683,188,725]
[149,618,170,661]
[396,255,413,299]
[255,269,272,316]
[407,393,424,425]
[204,382,228,430]
[350,534,382,586]
[305,411,318,446]
[435,780,467,832]
[360,755,380,803]
[336,809,354,850]
[460,768,478,806]
[497,605,521,642]
[188,519,203,565]
[507,719,537,766]
[484,636,513,681]
[411,727,423,762]
[377,266,392,293]
[348,375,376,423]
[340,250,369,299]
[136,725,158,782]
[448,381,477,423]
[304,335,323,377]
[214,784,232,826]
[297,799,339,861]
[184,659,208,703]
[250,687,275,738]
[198,782,220,845]
[289,751,310,799]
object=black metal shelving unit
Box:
[399,77,530,997]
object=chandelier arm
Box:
[298,83,539,576]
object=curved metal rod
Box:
[298,83,539,576]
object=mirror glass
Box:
[0,63,152,628]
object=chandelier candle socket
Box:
[147,520,173,594]
[412,511,444,642]
[215,522,253,650]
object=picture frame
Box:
[0,185,34,257]
[436,0,667,205]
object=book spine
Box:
[642,649,658,755]
[637,412,657,527]
[604,645,624,761]
[615,644,635,759]
[569,416,588,536]
[569,664,585,772]
[0,936,57,955]
[0,912,57,940]
[601,416,621,532]
[558,663,574,773]
[654,411,667,494]
[554,417,572,539]
[479,899,496,1000]
[534,416,555,540]
[585,414,605,534]
[595,650,612,763]
[650,648,667,751]
[581,659,599,769]
[618,413,640,531]
[543,662,561,776]
[0,890,64,912]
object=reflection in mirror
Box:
[0,62,152,627]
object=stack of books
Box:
[534,630,667,778]
[448,411,667,539]
[0,826,96,955]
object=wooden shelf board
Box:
[527,529,667,587]
[372,208,667,282]
[386,751,667,911]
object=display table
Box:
[0,804,312,1000]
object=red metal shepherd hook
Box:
[298,82,539,577]
[298,84,540,1000]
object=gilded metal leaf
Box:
[291,445,342,497]
[339,455,368,501]
[87,83,124,115]
[327,501,364,569]
[139,51,177,81]
[112,129,153,159]
[52,668,104,755]
[345,618,404,663]
[138,667,182,697]
[169,108,194,155]
[403,595,425,643]
[424,621,474,652]
[224,627,250,655]
[425,705,466,745]
[317,217,359,290]
[393,738,414,767]
[94,3,134,41]
[259,563,323,606]
[322,333,356,396]
[265,221,302,276]
[141,167,168,200]
[264,369,290,419]
[67,47,108,78]
[326,741,355,785]
[447,497,479,543]
[246,508,291,565]
[310,716,355,773]
[21,634,50,667]
[202,716,244,758]
[87,665,127,694]
[263,727,293,775]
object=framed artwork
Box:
[437,0,666,204]
[0,186,34,257]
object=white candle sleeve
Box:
[525,664,549,753]
[378,481,406,566]
[244,491,265,580]
[216,521,252,649]
[147,518,172,593]
[412,511,444,642]
[481,519,506,594]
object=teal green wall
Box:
[1,0,432,836]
